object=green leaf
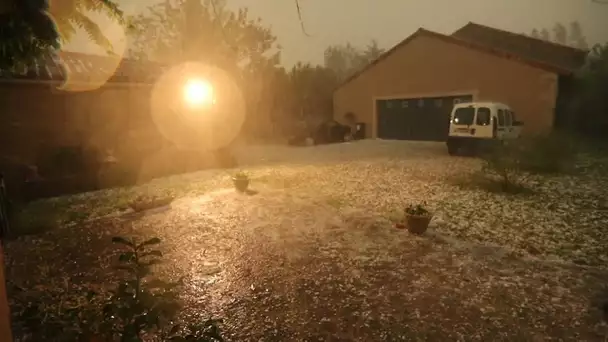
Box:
[169,324,181,335]
[112,236,134,247]
[119,252,136,263]
[86,290,97,301]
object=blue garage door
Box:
[377,95,473,141]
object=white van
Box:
[447,102,523,155]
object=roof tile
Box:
[0,51,165,84]
[452,22,588,73]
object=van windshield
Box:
[453,107,475,125]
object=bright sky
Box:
[66,0,608,67]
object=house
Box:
[333,22,588,141]
[0,51,165,165]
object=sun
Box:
[183,79,215,107]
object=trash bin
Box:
[354,123,366,140]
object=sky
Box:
[66,0,608,67]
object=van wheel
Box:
[447,142,458,156]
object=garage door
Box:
[376,94,473,141]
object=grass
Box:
[5,140,608,340]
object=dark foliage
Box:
[405,202,430,216]
[14,236,224,341]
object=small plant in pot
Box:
[232,171,250,192]
[403,202,433,234]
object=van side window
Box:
[504,110,512,126]
[476,107,491,126]
[497,109,505,126]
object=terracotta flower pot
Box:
[233,177,249,192]
[405,214,432,235]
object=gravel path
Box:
[5,140,608,341]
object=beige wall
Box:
[333,34,558,138]
[0,81,228,184]
[0,82,156,164]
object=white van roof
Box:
[454,101,510,109]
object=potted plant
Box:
[232,171,250,192]
[403,202,433,234]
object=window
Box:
[386,101,393,109]
[452,107,475,125]
[497,109,505,126]
[476,107,491,126]
[504,110,512,126]
[453,98,462,105]
[401,101,408,108]
[434,99,442,107]
[418,99,424,107]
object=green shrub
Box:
[480,140,527,193]
[515,131,578,174]
[10,201,62,236]
[15,236,224,341]
[98,163,140,188]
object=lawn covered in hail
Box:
[6,140,608,340]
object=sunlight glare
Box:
[184,79,215,107]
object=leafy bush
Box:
[98,163,140,189]
[480,140,527,193]
[36,145,102,178]
[9,201,62,237]
[15,236,224,341]
[515,131,578,174]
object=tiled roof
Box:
[452,22,588,73]
[335,26,575,91]
[0,51,166,84]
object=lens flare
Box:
[183,79,215,107]
[150,62,246,152]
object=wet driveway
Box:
[6,184,607,341]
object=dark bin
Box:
[353,123,366,140]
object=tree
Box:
[289,62,339,128]
[323,43,360,82]
[530,29,541,39]
[128,0,278,73]
[568,21,588,50]
[0,0,123,70]
[553,23,568,45]
[566,43,608,136]
[362,39,384,63]
[539,28,550,41]
[324,40,385,82]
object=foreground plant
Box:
[232,171,250,193]
[480,141,528,193]
[16,236,223,341]
[399,202,433,235]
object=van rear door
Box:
[449,105,476,137]
[472,106,493,139]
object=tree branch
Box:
[294,0,310,36]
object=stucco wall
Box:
[333,34,558,139]
[0,82,157,164]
